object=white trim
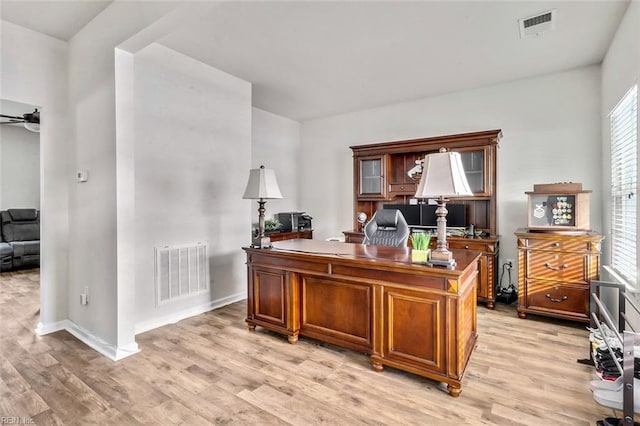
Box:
[134,291,246,335]
[603,265,640,293]
[35,320,67,335]
[35,319,140,361]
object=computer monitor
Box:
[382,204,421,226]
[420,204,466,228]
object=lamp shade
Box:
[242,165,283,200]
[414,150,472,198]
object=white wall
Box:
[0,125,40,210]
[600,1,640,328]
[301,65,603,277]
[601,0,640,267]
[66,2,182,355]
[132,43,252,332]
[251,107,301,224]
[1,20,69,330]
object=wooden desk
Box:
[244,239,480,396]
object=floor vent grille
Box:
[155,242,209,305]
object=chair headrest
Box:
[374,210,399,228]
[7,209,38,221]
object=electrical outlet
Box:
[80,286,89,305]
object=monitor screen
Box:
[420,204,466,228]
[382,204,421,226]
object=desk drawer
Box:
[448,240,491,253]
[388,183,417,195]
[523,238,590,252]
[526,251,586,283]
[525,281,588,316]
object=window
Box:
[610,85,638,284]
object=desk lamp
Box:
[414,148,472,268]
[243,165,283,248]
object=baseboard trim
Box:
[36,319,140,361]
[135,292,246,335]
[35,320,67,335]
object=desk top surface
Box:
[245,239,480,276]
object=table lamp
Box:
[414,148,472,268]
[243,165,283,248]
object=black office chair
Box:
[362,209,410,247]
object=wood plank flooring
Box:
[1,268,616,425]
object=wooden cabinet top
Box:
[350,129,502,155]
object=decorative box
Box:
[526,182,591,231]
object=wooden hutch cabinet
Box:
[345,129,502,308]
[515,229,603,323]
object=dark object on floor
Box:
[496,284,517,304]
[0,208,40,271]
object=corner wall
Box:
[131,44,252,333]
[300,65,603,276]
[251,107,302,223]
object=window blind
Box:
[610,85,638,284]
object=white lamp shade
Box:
[414,151,472,198]
[242,166,283,199]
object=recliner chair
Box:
[0,209,40,270]
[362,209,410,247]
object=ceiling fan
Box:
[0,109,40,132]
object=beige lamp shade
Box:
[242,165,283,200]
[414,150,472,198]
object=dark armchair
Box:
[362,209,410,247]
[0,208,40,270]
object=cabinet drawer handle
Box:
[545,294,568,303]
[465,245,469,249]
[544,262,569,271]
[551,242,560,247]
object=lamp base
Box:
[427,248,456,269]
[251,236,273,249]
[427,258,456,269]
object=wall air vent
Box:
[519,10,556,39]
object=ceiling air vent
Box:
[518,10,556,38]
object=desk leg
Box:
[372,360,384,372]
[447,384,461,397]
[247,323,256,331]
[288,333,299,344]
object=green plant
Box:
[410,232,431,250]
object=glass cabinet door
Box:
[358,155,387,199]
[459,147,489,196]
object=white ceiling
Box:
[1,1,630,121]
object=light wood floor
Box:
[1,268,615,425]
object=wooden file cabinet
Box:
[515,229,603,323]
[446,236,499,309]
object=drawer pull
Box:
[544,262,569,271]
[545,294,568,303]
[465,245,469,249]
[552,242,560,247]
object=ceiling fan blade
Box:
[0,114,24,120]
